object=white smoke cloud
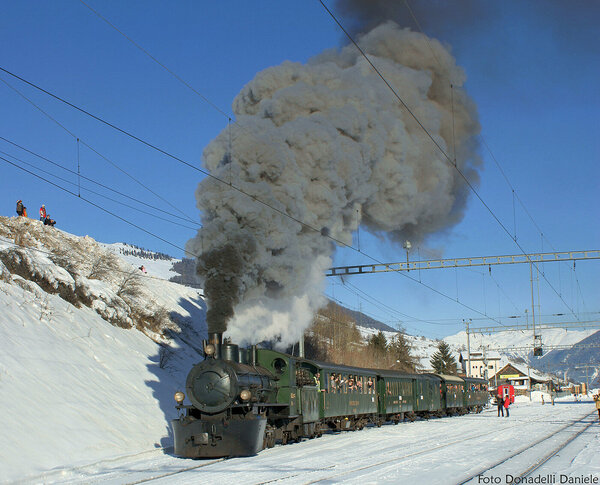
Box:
[187,22,481,348]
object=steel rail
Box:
[455,411,597,485]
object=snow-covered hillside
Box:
[0,216,207,482]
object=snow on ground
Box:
[0,277,206,483]
[0,217,208,483]
[101,242,180,281]
[1,217,598,484]
[18,396,600,484]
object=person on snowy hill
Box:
[16,200,24,216]
[594,392,600,421]
[503,394,511,418]
[39,204,46,221]
[43,214,56,227]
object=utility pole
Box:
[465,319,471,378]
[575,365,596,393]
[403,240,411,271]
[483,345,488,381]
[530,262,543,356]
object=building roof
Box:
[459,350,502,361]
[492,362,554,383]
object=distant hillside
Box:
[535,330,600,387]
[113,242,173,261]
[334,304,397,333]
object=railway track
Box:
[254,411,596,484]
[456,410,598,485]
[255,419,525,484]
[17,448,224,485]
[124,458,227,485]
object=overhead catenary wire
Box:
[0,234,203,289]
[0,136,201,228]
[400,0,589,320]
[78,0,354,217]
[317,0,580,322]
[0,65,510,327]
[0,151,198,231]
[0,155,194,257]
[0,75,197,226]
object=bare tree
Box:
[116,270,143,300]
[87,253,119,279]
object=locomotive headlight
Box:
[204,344,215,356]
[174,391,185,404]
[240,389,252,401]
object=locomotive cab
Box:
[171,333,277,458]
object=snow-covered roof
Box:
[459,350,501,361]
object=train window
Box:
[367,376,374,394]
[272,358,287,374]
[348,374,355,392]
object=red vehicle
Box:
[496,384,515,404]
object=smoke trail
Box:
[187,21,481,347]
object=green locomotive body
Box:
[172,333,489,458]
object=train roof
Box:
[309,360,379,376]
[428,373,465,383]
[463,376,488,383]
[374,369,439,380]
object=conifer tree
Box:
[368,331,388,358]
[388,333,418,372]
[430,341,457,374]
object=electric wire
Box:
[317,0,580,322]
[0,150,198,231]
[342,279,456,327]
[480,137,589,313]
[78,0,231,121]
[0,136,201,228]
[0,155,195,257]
[0,234,205,289]
[0,75,197,225]
[399,0,589,320]
[0,65,510,326]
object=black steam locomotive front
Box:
[171,333,277,458]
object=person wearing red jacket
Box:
[39,204,46,221]
[503,395,511,418]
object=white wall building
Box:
[459,350,502,379]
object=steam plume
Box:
[187,21,481,347]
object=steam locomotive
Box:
[171,332,488,458]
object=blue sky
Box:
[1,1,598,339]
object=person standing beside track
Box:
[495,393,504,417]
[594,392,600,421]
[503,394,511,418]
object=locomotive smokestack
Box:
[208,332,223,346]
[205,332,223,359]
